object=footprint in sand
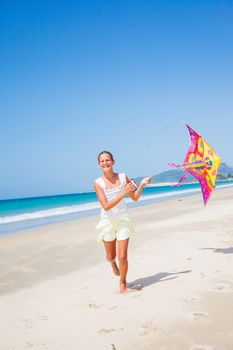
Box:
[20,266,35,273]
[109,306,117,310]
[127,283,143,291]
[23,319,34,329]
[215,285,224,290]
[192,311,208,320]
[213,283,230,292]
[99,328,115,334]
[99,328,123,334]
[182,296,201,303]
[88,303,102,309]
[139,320,161,336]
[37,315,48,320]
[26,341,34,348]
[189,346,213,350]
[41,341,55,348]
[22,315,47,329]
[0,280,15,286]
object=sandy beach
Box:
[0,187,233,350]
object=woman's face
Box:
[98,153,115,172]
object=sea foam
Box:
[0,182,232,227]
[0,187,201,225]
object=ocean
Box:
[1,181,233,235]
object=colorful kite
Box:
[168,124,221,205]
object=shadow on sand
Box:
[201,247,233,255]
[128,270,192,290]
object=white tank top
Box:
[95,173,128,217]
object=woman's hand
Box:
[123,181,136,195]
[140,176,152,186]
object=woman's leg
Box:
[103,239,120,276]
[117,238,129,293]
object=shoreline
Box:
[146,179,233,187]
[0,187,233,349]
[1,181,233,236]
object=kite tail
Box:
[173,172,188,187]
[168,161,188,187]
[167,162,178,169]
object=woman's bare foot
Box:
[110,260,120,276]
[120,281,128,293]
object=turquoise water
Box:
[0,181,233,234]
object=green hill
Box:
[134,162,233,184]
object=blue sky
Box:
[1,0,233,199]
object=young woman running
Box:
[94,151,151,293]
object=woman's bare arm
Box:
[127,176,152,201]
[94,181,135,211]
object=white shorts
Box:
[95,215,134,242]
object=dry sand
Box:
[0,187,233,350]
